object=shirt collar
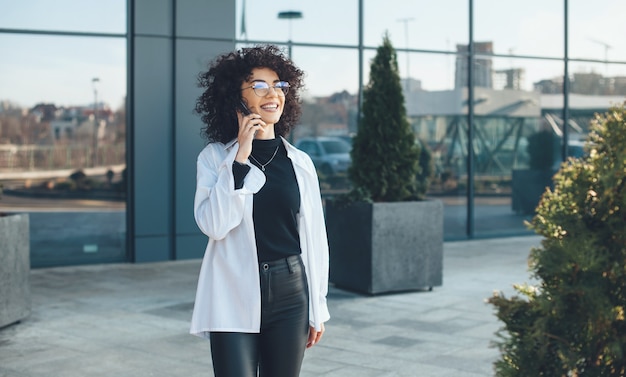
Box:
[223,138,237,150]
[223,137,316,177]
[281,137,317,177]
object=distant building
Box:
[30,103,58,122]
[571,72,604,95]
[534,72,626,96]
[494,68,525,91]
[51,119,77,140]
[455,42,493,89]
[610,76,626,95]
[534,78,563,94]
[401,78,423,93]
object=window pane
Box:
[363,47,470,239]
[291,47,359,100]
[570,0,626,61]
[0,34,127,267]
[362,48,470,239]
[566,61,626,134]
[289,47,358,190]
[0,0,126,34]
[475,0,564,58]
[470,57,564,237]
[236,0,358,45]
[364,0,468,51]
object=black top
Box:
[232,138,301,262]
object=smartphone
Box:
[239,100,259,136]
[238,100,251,116]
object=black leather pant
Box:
[210,255,309,377]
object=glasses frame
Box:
[242,81,290,97]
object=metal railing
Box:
[0,144,125,171]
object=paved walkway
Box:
[0,235,542,377]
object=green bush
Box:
[54,181,76,191]
[527,129,558,170]
[348,33,424,202]
[488,103,626,376]
[415,139,434,199]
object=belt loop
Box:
[286,257,294,274]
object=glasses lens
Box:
[276,81,290,95]
[252,82,270,96]
[250,82,290,96]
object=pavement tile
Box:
[0,235,543,376]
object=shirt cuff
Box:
[232,161,251,190]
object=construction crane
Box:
[397,17,415,92]
[589,38,612,76]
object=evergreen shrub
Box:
[527,129,557,170]
[488,103,626,376]
[347,33,427,202]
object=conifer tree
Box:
[489,103,626,376]
[348,33,422,202]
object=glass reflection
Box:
[231,1,625,242]
[0,35,127,267]
[286,47,359,192]
[397,51,467,239]
[0,0,126,34]
[467,57,564,237]
[236,0,358,45]
[364,0,468,51]
[569,0,626,61]
[563,61,626,142]
[475,0,563,58]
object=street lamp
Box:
[278,10,303,59]
[92,77,100,167]
[397,17,414,92]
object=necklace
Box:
[249,146,279,171]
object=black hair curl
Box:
[195,45,304,144]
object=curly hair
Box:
[195,45,305,144]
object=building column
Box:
[130,0,235,262]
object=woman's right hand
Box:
[235,112,266,163]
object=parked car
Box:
[336,134,354,147]
[295,136,352,176]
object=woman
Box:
[189,45,330,377]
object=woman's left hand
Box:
[306,323,325,348]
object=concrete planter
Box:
[326,200,443,295]
[0,213,31,328]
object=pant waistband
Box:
[260,254,301,273]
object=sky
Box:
[0,0,625,108]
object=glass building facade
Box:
[1,1,625,266]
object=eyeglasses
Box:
[242,81,290,97]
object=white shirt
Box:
[190,137,330,338]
